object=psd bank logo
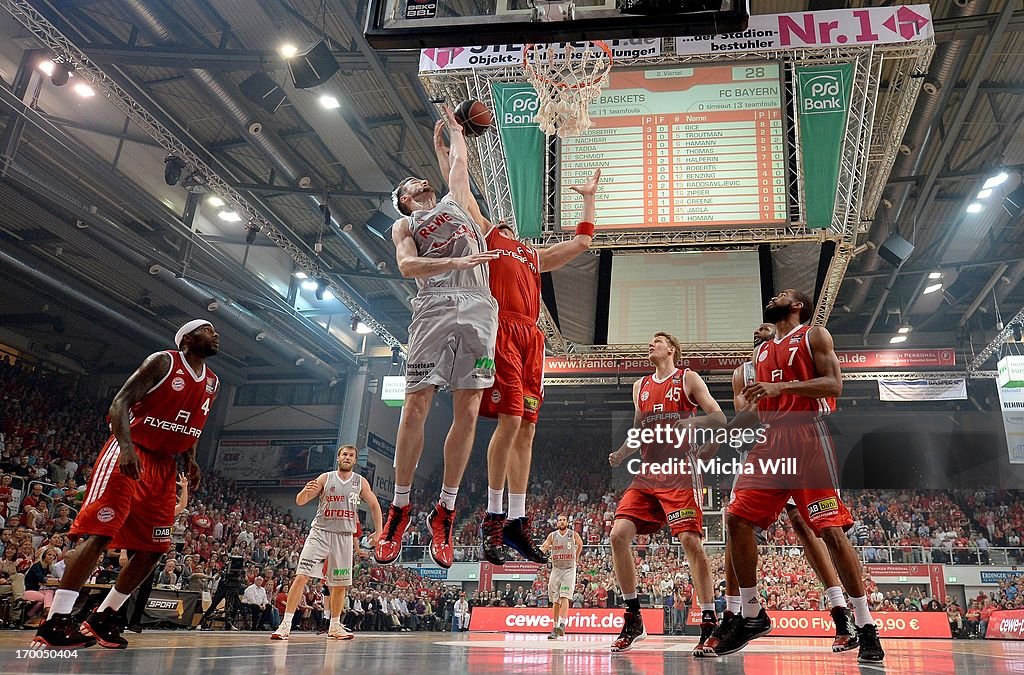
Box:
[422,47,464,69]
[799,70,847,115]
[498,90,539,128]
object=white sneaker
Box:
[271,624,290,641]
[327,623,353,640]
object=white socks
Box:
[97,588,130,612]
[849,595,873,626]
[726,595,741,614]
[393,485,411,508]
[439,485,458,510]
[487,488,504,514]
[739,587,761,618]
[508,493,527,520]
[825,586,847,609]
[700,603,715,614]
[282,612,294,628]
[48,589,79,619]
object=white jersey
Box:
[409,194,489,293]
[549,530,577,570]
[310,471,362,534]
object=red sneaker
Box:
[374,504,411,564]
[427,502,457,569]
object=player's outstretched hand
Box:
[119,446,142,480]
[442,105,464,133]
[433,120,449,154]
[569,168,602,196]
[452,252,499,269]
[608,450,623,467]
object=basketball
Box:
[454,100,493,137]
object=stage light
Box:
[73,83,94,97]
[966,203,983,214]
[38,60,55,76]
[928,271,942,280]
[392,346,402,366]
[207,195,225,207]
[302,280,318,291]
[898,325,911,334]
[293,271,308,279]
[1014,325,1023,342]
[50,61,70,86]
[163,155,186,186]
[889,335,907,344]
[983,171,1009,190]
[279,43,298,59]
[245,223,258,244]
[923,283,943,295]
[315,279,327,300]
[319,95,340,109]
[218,210,242,222]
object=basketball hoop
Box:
[523,41,613,138]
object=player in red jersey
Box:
[713,290,884,663]
[32,320,219,649]
[606,332,726,654]
[703,322,857,656]
[432,122,601,565]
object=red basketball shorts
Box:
[72,436,178,552]
[727,420,852,536]
[615,479,704,537]
[479,314,545,424]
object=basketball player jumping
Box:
[33,320,219,649]
[540,514,583,639]
[702,322,857,656]
[433,120,602,565]
[375,107,499,570]
[714,289,884,663]
[607,332,726,654]
[272,445,381,641]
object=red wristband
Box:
[576,221,595,237]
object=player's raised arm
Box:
[109,351,172,479]
[539,169,600,272]
[434,119,493,232]
[392,217,497,278]
[609,378,644,467]
[441,106,484,230]
[296,473,328,506]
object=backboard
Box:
[364,0,749,50]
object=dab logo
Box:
[799,70,848,115]
[807,497,838,516]
[523,396,539,412]
[667,508,696,523]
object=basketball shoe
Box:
[481,512,508,565]
[271,623,290,640]
[711,608,772,656]
[31,613,97,649]
[697,609,739,657]
[80,608,128,649]
[692,610,718,657]
[610,610,647,652]
[375,503,412,564]
[856,623,885,663]
[503,516,548,564]
[427,502,457,568]
[830,606,859,652]
[328,622,354,640]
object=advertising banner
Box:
[675,5,933,55]
[985,610,1024,640]
[420,40,660,72]
[997,385,1024,464]
[796,63,853,229]
[127,589,200,628]
[469,607,663,634]
[214,438,336,482]
[686,609,949,638]
[492,83,544,238]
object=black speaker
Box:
[878,233,914,268]
[287,40,339,89]
[239,72,287,114]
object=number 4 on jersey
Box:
[201,397,211,416]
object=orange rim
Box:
[523,40,613,90]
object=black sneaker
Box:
[830,606,859,652]
[856,623,884,663]
[503,516,549,564]
[692,610,718,657]
[481,512,508,565]
[610,610,647,652]
[32,613,97,648]
[81,608,129,649]
[712,608,772,656]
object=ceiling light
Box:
[889,335,908,344]
[923,283,943,295]
[38,60,55,76]
[279,43,299,59]
[319,95,340,109]
[983,172,1009,190]
[966,203,983,214]
[977,189,992,199]
[302,280,318,291]
[352,316,372,334]
[73,83,94,97]
[898,326,911,334]
[322,289,334,301]
[293,271,308,279]
[207,196,225,207]
[163,154,186,186]
[928,272,942,279]
[218,210,242,222]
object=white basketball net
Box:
[523,42,612,138]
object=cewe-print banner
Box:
[675,5,933,55]
[469,607,663,634]
[985,610,1024,640]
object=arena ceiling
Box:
[1,0,1023,383]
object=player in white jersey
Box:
[376,106,500,570]
[540,514,583,639]
[272,445,382,641]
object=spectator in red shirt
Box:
[980,599,996,638]
[190,505,213,537]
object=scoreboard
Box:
[559,63,788,230]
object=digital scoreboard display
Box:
[559,63,788,230]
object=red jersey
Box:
[485,228,541,320]
[753,324,835,421]
[128,350,218,454]
[636,368,698,463]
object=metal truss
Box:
[969,307,1024,372]
[1,0,403,352]
[841,370,991,381]
[544,376,618,386]
[418,35,934,356]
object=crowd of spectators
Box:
[2,358,1024,639]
